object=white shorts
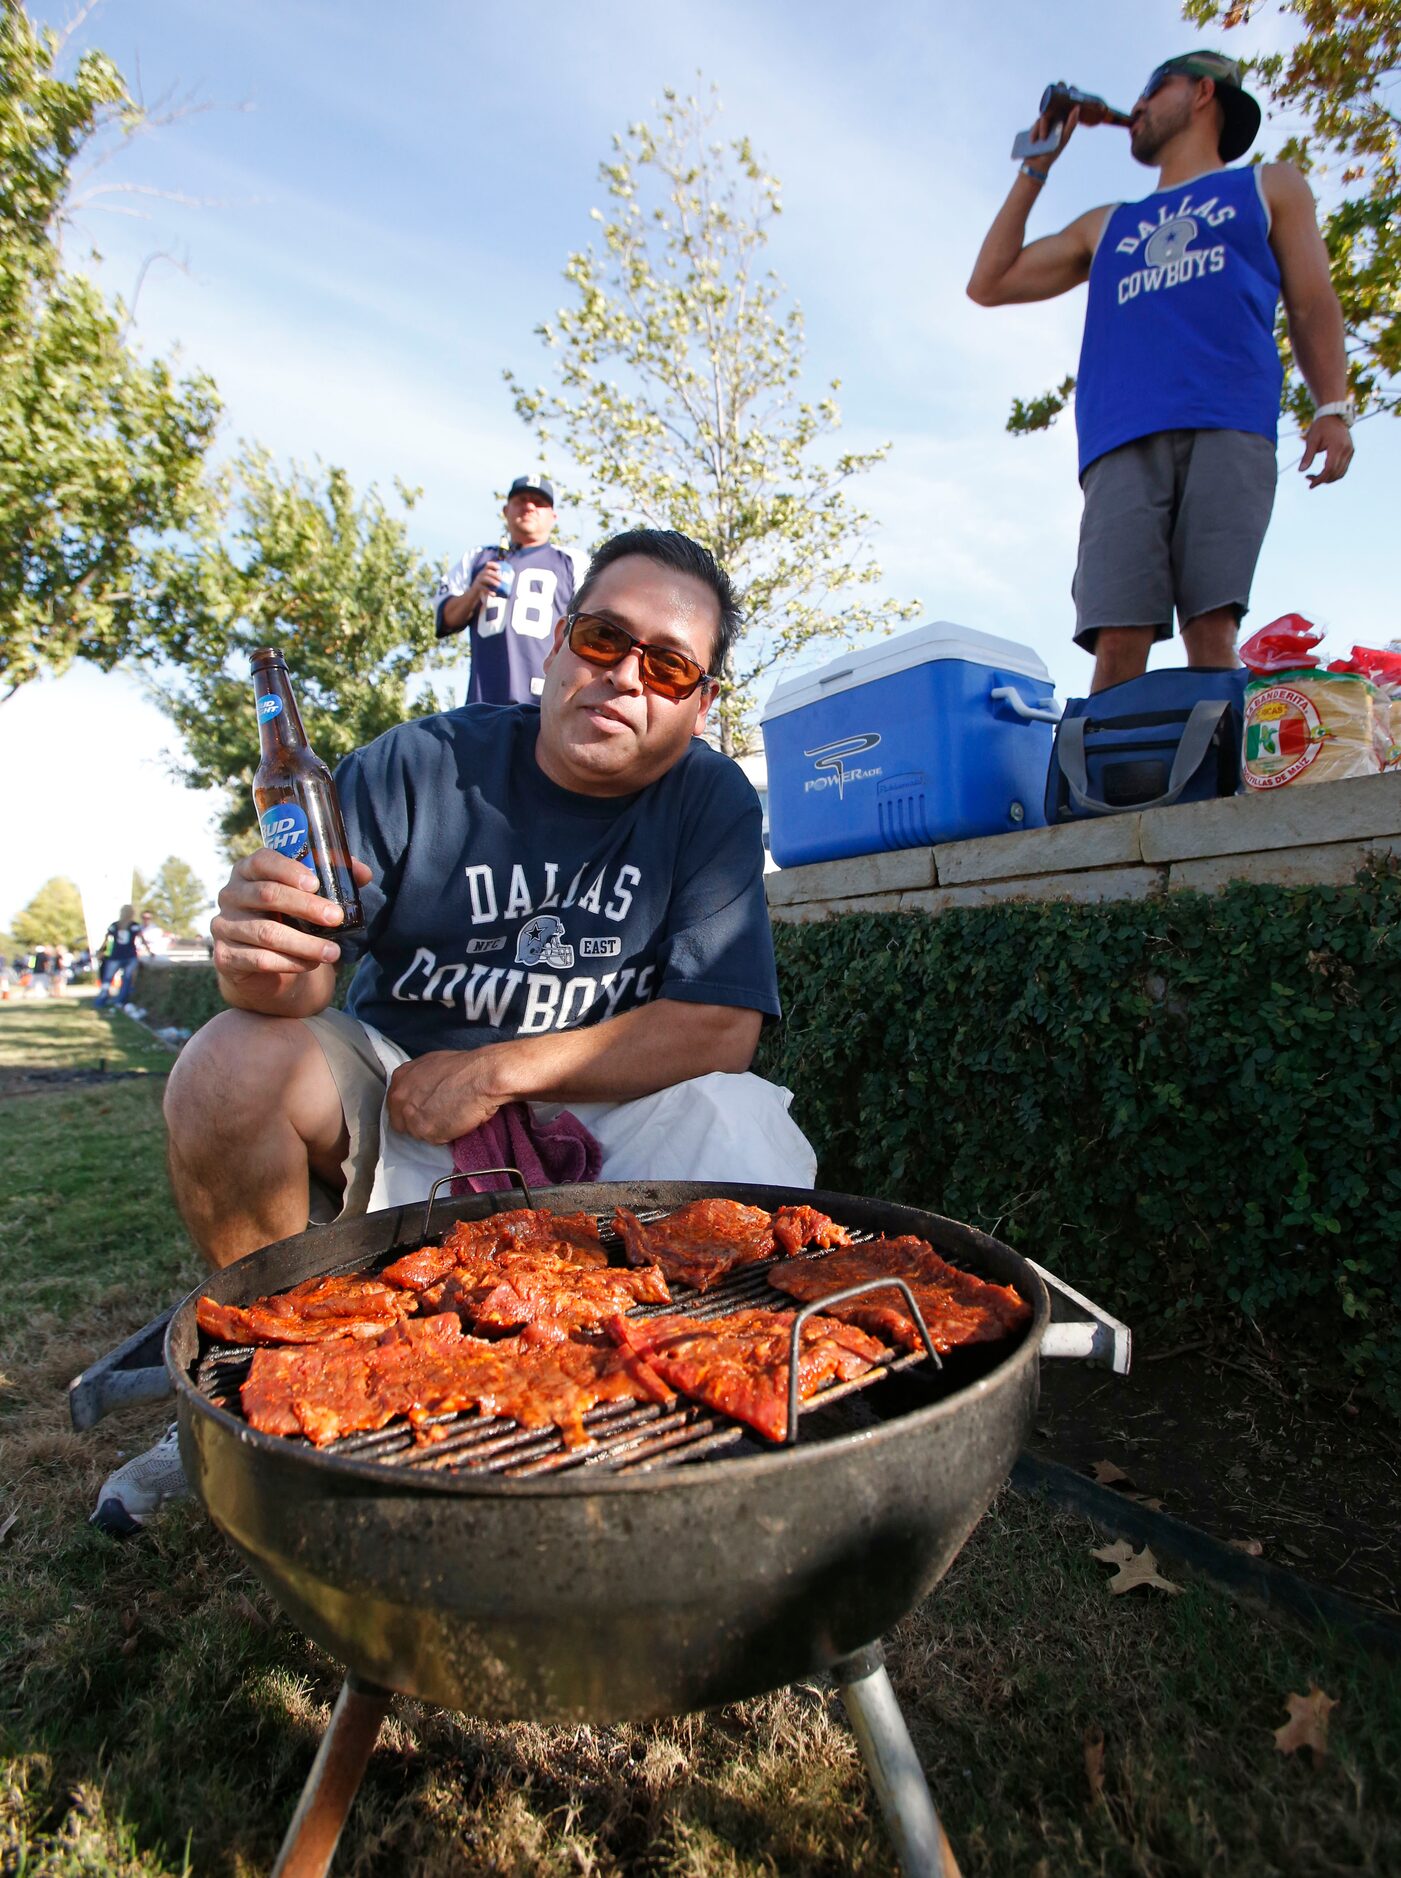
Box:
[303,1008,817,1218]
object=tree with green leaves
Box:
[141,856,210,936]
[0,1,221,700]
[1007,0,1400,436]
[506,87,918,754]
[11,875,84,948]
[154,449,446,849]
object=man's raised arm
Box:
[967,103,1109,307]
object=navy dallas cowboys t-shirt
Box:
[332,703,780,1059]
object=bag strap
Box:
[1057,697,1233,817]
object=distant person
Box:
[434,473,580,704]
[967,50,1353,694]
[94,905,151,1010]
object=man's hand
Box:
[1029,102,1080,170]
[212,849,370,982]
[1299,414,1354,488]
[386,1046,510,1145]
[467,562,504,608]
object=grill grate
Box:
[192,1208,942,1480]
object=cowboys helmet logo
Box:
[1144,216,1198,268]
[515,914,575,969]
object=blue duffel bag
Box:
[1044,666,1249,823]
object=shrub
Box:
[758,863,1401,1412]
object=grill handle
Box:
[1028,1258,1132,1373]
[785,1280,942,1447]
[421,1166,535,1242]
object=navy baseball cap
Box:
[1147,51,1261,161]
[508,473,555,504]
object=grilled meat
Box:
[607,1306,886,1442]
[614,1199,853,1292]
[767,1237,1031,1354]
[241,1312,671,1449]
[416,1244,669,1338]
[380,1208,607,1293]
[196,1273,415,1347]
[770,1205,853,1257]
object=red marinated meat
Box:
[241,1312,671,1449]
[607,1306,886,1442]
[196,1273,414,1347]
[767,1237,1031,1355]
[613,1199,778,1291]
[770,1204,853,1257]
[380,1208,607,1292]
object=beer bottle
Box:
[250,649,365,936]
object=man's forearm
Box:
[1287,295,1349,408]
[967,173,1042,303]
[217,960,339,1021]
[486,998,762,1107]
[438,592,477,633]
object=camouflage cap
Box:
[1148,50,1261,161]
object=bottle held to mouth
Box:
[250,648,365,937]
[1011,82,1133,160]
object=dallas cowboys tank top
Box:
[1075,164,1283,478]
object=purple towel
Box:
[450,1101,603,1194]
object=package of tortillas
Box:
[1240,615,1379,792]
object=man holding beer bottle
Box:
[166,527,811,1269]
[434,472,580,703]
[967,50,1353,694]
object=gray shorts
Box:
[303,1007,390,1223]
[1073,428,1277,651]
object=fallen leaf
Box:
[119,1606,139,1636]
[119,1634,139,1658]
[233,1591,269,1632]
[1274,1686,1337,1766]
[1124,1493,1165,1512]
[0,1510,16,1544]
[1229,1537,1264,1557]
[1083,1724,1105,1805]
[1091,1540,1183,1595]
[1090,1459,1133,1488]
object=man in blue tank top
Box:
[968,51,1353,693]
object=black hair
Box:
[573,528,741,677]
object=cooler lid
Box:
[759,620,1053,722]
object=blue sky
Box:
[5,0,1397,933]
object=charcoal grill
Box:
[164,1178,1129,1878]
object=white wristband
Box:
[1314,400,1355,427]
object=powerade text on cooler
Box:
[250,648,365,936]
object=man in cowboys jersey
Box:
[968,50,1352,694]
[168,527,814,1270]
[435,473,581,703]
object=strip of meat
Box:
[196,1273,415,1347]
[607,1306,886,1442]
[767,1237,1031,1355]
[770,1204,853,1257]
[241,1313,671,1449]
[380,1208,607,1292]
[427,1247,669,1338]
[613,1198,779,1292]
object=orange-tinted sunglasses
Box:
[566,613,715,701]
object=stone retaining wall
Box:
[765,770,1401,922]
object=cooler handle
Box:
[1057,697,1229,816]
[991,684,1062,724]
[818,667,854,686]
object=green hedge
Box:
[140,869,1401,1409]
[757,863,1401,1413]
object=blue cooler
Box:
[760,622,1060,869]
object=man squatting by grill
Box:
[967,50,1353,694]
[164,529,816,1271]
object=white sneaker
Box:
[90,1422,189,1535]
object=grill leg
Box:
[832,1644,961,1878]
[271,1673,392,1878]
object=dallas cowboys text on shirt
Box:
[1112,188,1235,305]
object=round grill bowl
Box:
[168,1181,1048,1723]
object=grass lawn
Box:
[2,999,1398,1875]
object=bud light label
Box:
[257,694,284,722]
[259,802,310,862]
